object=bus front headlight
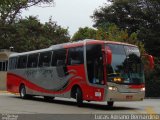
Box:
[108,86,117,91]
[140,87,145,92]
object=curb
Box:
[0,91,9,93]
[0,91,19,95]
[145,97,160,99]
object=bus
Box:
[7,39,154,107]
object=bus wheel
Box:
[76,88,83,107]
[107,101,114,107]
[44,96,54,101]
[19,85,27,99]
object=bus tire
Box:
[43,96,55,101]
[19,85,27,99]
[76,88,83,107]
[107,101,114,107]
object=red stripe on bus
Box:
[129,84,145,89]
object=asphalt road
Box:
[0,92,160,120]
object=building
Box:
[0,49,15,90]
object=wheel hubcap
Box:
[21,88,25,97]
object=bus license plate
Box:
[126,95,133,100]
[95,92,101,97]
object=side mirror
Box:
[148,55,154,70]
[142,54,154,70]
[105,46,112,65]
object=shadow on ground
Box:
[10,95,138,111]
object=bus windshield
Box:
[106,44,144,85]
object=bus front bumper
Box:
[105,90,145,101]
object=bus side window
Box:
[51,49,66,66]
[27,54,38,68]
[38,51,52,67]
[17,56,27,69]
[9,57,18,70]
[68,46,84,65]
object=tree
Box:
[71,27,108,41]
[0,16,70,52]
[71,27,97,41]
[72,24,145,54]
[0,0,70,52]
[43,17,70,45]
[92,0,160,57]
[0,0,54,25]
[0,0,71,52]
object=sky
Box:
[22,0,109,36]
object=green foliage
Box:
[145,58,160,97]
[71,27,97,41]
[72,24,145,54]
[0,0,68,52]
[71,27,110,41]
[107,24,145,54]
[0,0,54,25]
[92,0,160,57]
[0,16,70,52]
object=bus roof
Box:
[59,39,137,48]
[105,40,137,47]
[9,39,137,57]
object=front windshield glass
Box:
[106,44,144,85]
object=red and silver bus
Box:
[7,39,154,107]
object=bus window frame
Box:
[38,51,52,68]
[27,53,39,68]
[9,57,18,70]
[67,46,84,66]
[51,49,67,67]
[17,55,28,69]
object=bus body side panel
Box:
[7,71,74,95]
[67,65,105,101]
[82,41,106,101]
[7,67,79,95]
[7,72,21,93]
[82,85,105,101]
[7,66,105,102]
[6,65,88,97]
